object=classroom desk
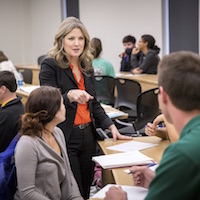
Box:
[101,104,128,120]
[16,65,40,85]
[116,72,158,92]
[98,136,170,186]
[16,86,32,105]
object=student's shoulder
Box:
[165,135,200,164]
[16,135,38,151]
[54,126,63,134]
[18,135,36,144]
[54,127,65,140]
[101,58,114,67]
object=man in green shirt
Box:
[104,51,200,200]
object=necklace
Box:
[44,127,54,135]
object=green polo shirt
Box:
[146,114,200,200]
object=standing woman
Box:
[39,17,131,199]
[14,86,83,200]
[131,34,160,74]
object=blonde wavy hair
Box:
[48,17,93,73]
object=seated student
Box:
[90,38,116,78]
[131,34,160,74]
[145,114,179,143]
[14,86,83,200]
[0,71,24,152]
[104,51,200,200]
[0,50,20,81]
[119,35,136,72]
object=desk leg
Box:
[101,168,115,187]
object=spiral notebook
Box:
[92,151,153,169]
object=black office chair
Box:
[17,68,33,84]
[37,55,46,65]
[119,88,160,136]
[114,78,141,120]
[94,76,116,106]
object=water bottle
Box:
[17,71,24,88]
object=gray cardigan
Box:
[14,127,83,200]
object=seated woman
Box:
[90,38,116,78]
[131,35,160,74]
[145,114,179,143]
[14,86,83,200]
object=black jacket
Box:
[120,48,134,72]
[39,58,113,141]
[0,96,24,152]
[131,49,160,74]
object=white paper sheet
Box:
[106,111,125,119]
[107,141,158,152]
[20,85,40,94]
[92,151,153,169]
[116,73,146,77]
[91,184,148,200]
[100,103,112,108]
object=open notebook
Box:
[91,184,148,200]
[92,151,153,169]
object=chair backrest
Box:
[37,55,46,65]
[18,68,33,84]
[133,88,160,131]
[94,76,116,105]
[114,78,141,111]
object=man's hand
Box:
[129,165,155,188]
[104,186,127,200]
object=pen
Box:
[127,162,157,174]
[145,122,165,130]
[147,163,157,168]
[157,121,165,129]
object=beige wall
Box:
[79,0,162,73]
[0,0,62,65]
[0,0,169,71]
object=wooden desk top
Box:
[116,72,158,85]
[101,104,128,120]
[16,88,29,98]
[16,65,40,71]
[98,136,170,186]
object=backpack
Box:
[0,133,20,200]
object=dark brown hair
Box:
[141,35,160,53]
[0,50,8,63]
[122,35,136,44]
[90,38,102,58]
[20,86,62,137]
[0,71,17,92]
[158,51,200,111]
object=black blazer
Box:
[39,58,113,141]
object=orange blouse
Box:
[70,64,91,125]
